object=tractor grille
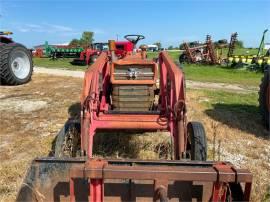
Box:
[113,64,154,80]
[111,85,154,112]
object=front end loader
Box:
[17,35,253,202]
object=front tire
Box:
[54,120,81,157]
[0,44,33,85]
[187,122,207,161]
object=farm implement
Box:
[0,31,33,85]
[179,33,239,66]
[179,35,218,65]
[44,41,84,59]
[17,35,253,201]
[227,29,270,71]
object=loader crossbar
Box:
[69,159,252,202]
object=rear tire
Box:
[0,44,33,85]
[179,53,188,64]
[187,122,207,161]
[259,66,269,129]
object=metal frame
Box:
[69,159,252,202]
[80,51,186,159]
[182,35,217,64]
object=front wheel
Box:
[187,122,207,161]
[54,120,81,157]
[0,44,33,85]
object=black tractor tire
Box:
[187,122,207,161]
[259,66,269,129]
[179,53,188,64]
[54,119,81,157]
[0,43,33,85]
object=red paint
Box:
[90,179,104,202]
[80,51,187,159]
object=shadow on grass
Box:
[204,103,269,138]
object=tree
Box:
[179,43,185,50]
[80,31,94,47]
[168,45,174,50]
[153,42,162,50]
[69,39,80,47]
[235,40,244,48]
[69,31,94,47]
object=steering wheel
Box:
[124,35,145,45]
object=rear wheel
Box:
[259,66,270,129]
[54,120,81,157]
[179,53,188,64]
[187,122,207,161]
[0,44,33,85]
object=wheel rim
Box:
[11,50,31,79]
[267,84,270,111]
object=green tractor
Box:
[259,65,270,129]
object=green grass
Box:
[33,57,87,71]
[200,89,263,136]
[183,64,262,86]
[148,50,262,86]
[147,51,181,61]
[202,90,258,108]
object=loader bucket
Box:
[17,158,252,202]
[17,158,87,202]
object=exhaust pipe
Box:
[108,40,117,62]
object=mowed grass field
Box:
[34,49,263,86]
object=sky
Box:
[0,0,269,48]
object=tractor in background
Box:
[72,36,136,66]
[71,42,109,65]
[17,34,253,202]
[0,31,33,85]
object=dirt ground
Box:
[0,73,269,201]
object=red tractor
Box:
[0,31,33,85]
[72,42,109,65]
[72,36,136,65]
[17,35,252,202]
